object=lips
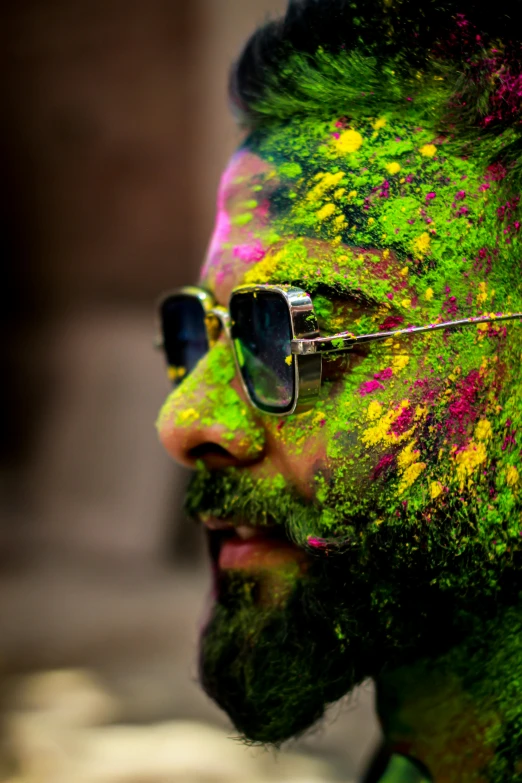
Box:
[202,518,308,572]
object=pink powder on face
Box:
[374,367,393,380]
[255,198,270,223]
[215,268,227,285]
[380,315,404,330]
[391,403,415,436]
[233,240,266,263]
[204,208,230,273]
[372,453,395,480]
[359,379,385,396]
[307,536,328,549]
[202,166,234,276]
[446,369,482,440]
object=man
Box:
[157,1,522,780]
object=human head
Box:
[158,0,522,745]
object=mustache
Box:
[184,464,353,552]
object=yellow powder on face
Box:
[385,162,401,175]
[168,366,186,382]
[506,465,520,487]
[413,232,431,257]
[475,419,493,441]
[425,287,434,301]
[399,461,427,494]
[307,171,345,201]
[477,281,488,305]
[430,481,444,499]
[419,143,437,157]
[317,203,336,220]
[366,400,383,421]
[397,440,420,469]
[243,250,282,284]
[453,441,488,487]
[361,400,411,447]
[373,117,387,130]
[335,129,363,154]
[362,411,397,447]
[392,354,410,373]
[178,408,199,425]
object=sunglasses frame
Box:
[157,284,522,417]
[228,284,322,415]
[157,284,322,415]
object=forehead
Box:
[200,149,280,302]
[200,115,517,306]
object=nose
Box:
[157,341,266,470]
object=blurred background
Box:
[0,1,380,780]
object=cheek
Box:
[263,415,330,499]
[259,327,502,522]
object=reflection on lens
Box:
[230,290,294,413]
[160,295,209,386]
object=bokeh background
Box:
[1,2,380,780]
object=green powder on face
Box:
[279,161,303,179]
[157,342,265,455]
[232,212,254,227]
[178,107,522,606]
[378,755,430,783]
[159,27,522,764]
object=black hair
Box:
[230,0,522,134]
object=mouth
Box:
[202,518,309,573]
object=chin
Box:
[197,550,369,744]
[197,522,471,743]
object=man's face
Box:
[158,116,522,742]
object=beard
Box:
[189,465,522,745]
[198,540,463,744]
[199,559,366,744]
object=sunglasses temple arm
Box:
[292,312,522,355]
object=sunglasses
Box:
[156,284,522,416]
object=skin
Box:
[158,112,522,780]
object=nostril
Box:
[189,443,231,460]
[187,442,242,469]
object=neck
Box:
[375,602,522,783]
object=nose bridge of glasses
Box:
[208,305,231,339]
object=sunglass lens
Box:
[230,290,295,413]
[160,294,209,386]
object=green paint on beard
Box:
[198,528,513,746]
[186,462,522,600]
[379,755,430,783]
[199,559,420,745]
[189,463,522,747]
[200,569,356,744]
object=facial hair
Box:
[198,545,465,744]
[189,466,521,744]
